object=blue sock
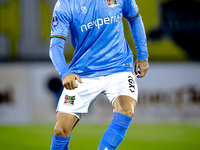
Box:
[98,112,132,150]
[50,133,71,150]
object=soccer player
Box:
[49,0,149,149]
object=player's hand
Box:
[62,74,82,90]
[134,59,149,78]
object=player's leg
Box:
[50,77,102,150]
[113,95,136,118]
[98,96,136,150]
[98,72,138,150]
[50,112,79,150]
[54,112,79,137]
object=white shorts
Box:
[56,72,138,119]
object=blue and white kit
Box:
[50,1,148,149]
[50,0,148,80]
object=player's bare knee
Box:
[120,105,135,118]
[115,106,135,118]
[118,106,134,118]
[54,127,64,136]
[54,127,71,137]
[62,127,72,136]
[123,110,134,118]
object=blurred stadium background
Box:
[0,0,200,149]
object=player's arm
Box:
[50,1,81,90]
[49,38,82,90]
[127,14,149,78]
[50,38,82,90]
[123,0,149,78]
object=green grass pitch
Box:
[0,123,200,150]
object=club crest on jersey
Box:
[107,0,117,7]
[52,16,58,27]
[64,95,75,105]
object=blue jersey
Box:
[50,0,148,79]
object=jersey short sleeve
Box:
[51,0,72,40]
[122,0,139,20]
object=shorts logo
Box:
[107,0,117,7]
[52,16,58,27]
[64,95,75,105]
[128,76,135,93]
